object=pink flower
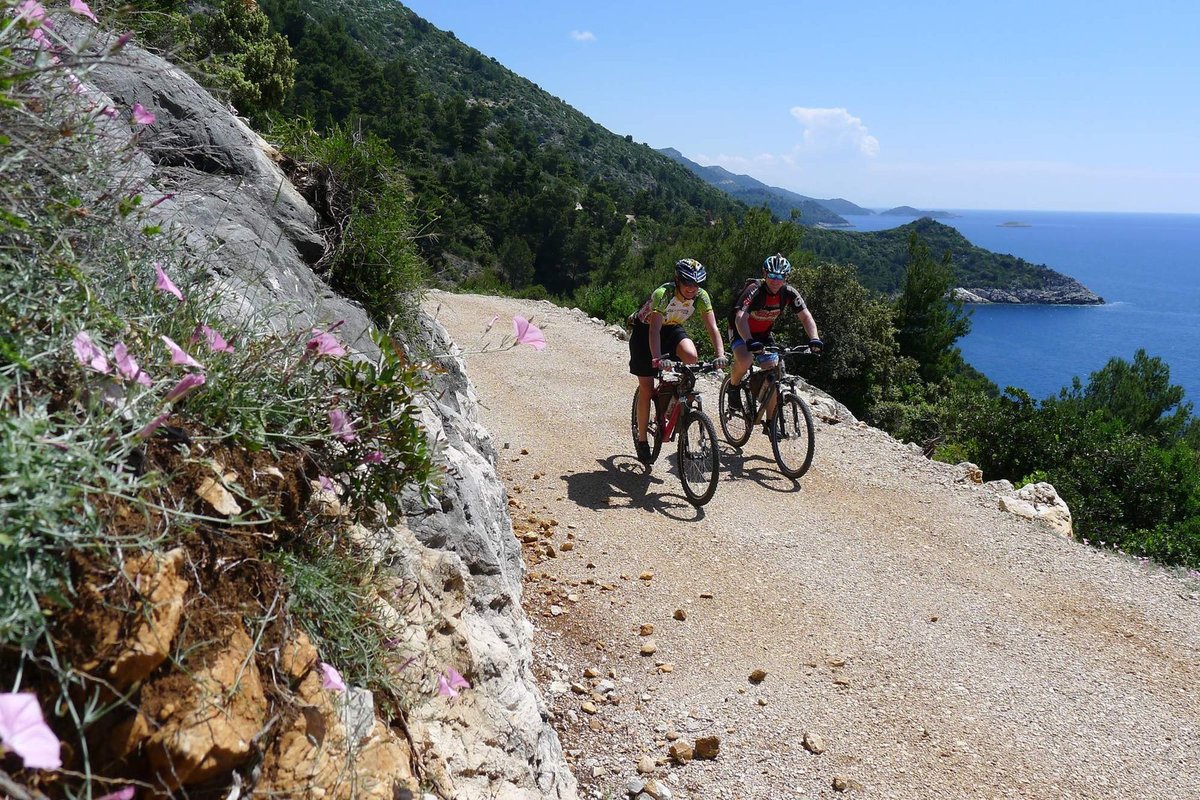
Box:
[306,330,346,358]
[363,451,384,465]
[153,261,183,301]
[435,674,458,698]
[328,409,356,442]
[318,475,334,492]
[113,342,152,387]
[69,0,98,23]
[192,323,234,353]
[164,373,205,403]
[0,693,62,770]
[319,662,346,692]
[512,316,546,351]
[98,105,118,119]
[446,667,470,691]
[484,315,499,332]
[160,336,204,369]
[113,31,133,50]
[136,413,170,439]
[15,1,46,23]
[67,73,88,95]
[96,788,136,800]
[73,332,110,374]
[131,103,155,125]
[436,667,470,698]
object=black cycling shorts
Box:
[629,322,690,377]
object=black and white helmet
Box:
[675,258,707,284]
[763,253,792,279]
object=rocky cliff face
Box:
[76,19,575,800]
[954,277,1104,305]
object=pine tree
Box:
[895,233,970,384]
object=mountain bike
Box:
[718,345,817,478]
[629,359,723,506]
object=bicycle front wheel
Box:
[718,376,753,447]
[678,410,720,506]
[771,393,816,478]
[631,386,663,462]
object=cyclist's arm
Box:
[733,309,753,343]
[647,311,665,362]
[797,307,820,341]
[732,282,758,344]
[701,309,725,360]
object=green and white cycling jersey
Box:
[632,282,714,327]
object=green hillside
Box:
[257,0,1099,307]
[800,218,1097,297]
[260,0,745,296]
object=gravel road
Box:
[428,291,1200,800]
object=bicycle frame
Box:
[654,363,707,441]
[746,346,808,421]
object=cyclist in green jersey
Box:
[628,258,727,464]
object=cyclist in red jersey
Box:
[725,254,823,413]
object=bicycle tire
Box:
[630,386,663,463]
[771,393,816,478]
[718,376,754,447]
[678,410,720,506]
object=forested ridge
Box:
[800,217,1096,296]
[254,0,1086,305]
[130,0,1200,566]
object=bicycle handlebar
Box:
[762,344,820,357]
[657,358,724,375]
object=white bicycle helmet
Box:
[763,253,792,279]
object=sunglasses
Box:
[765,273,787,281]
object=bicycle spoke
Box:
[718,376,753,447]
[771,394,815,478]
[678,411,720,506]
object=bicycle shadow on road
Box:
[718,443,802,495]
[563,455,708,522]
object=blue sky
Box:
[401,1,1200,213]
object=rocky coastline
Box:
[953,279,1104,305]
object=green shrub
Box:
[573,282,639,324]
[0,13,439,786]
[270,120,429,328]
[193,0,297,115]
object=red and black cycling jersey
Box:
[727,279,807,336]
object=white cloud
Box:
[569,30,596,42]
[789,107,879,158]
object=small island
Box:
[998,221,1031,228]
[880,205,959,219]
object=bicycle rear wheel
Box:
[678,410,720,506]
[771,393,815,478]
[630,386,663,463]
[718,376,754,447]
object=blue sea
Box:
[841,210,1200,403]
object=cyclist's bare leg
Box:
[728,342,752,387]
[674,337,699,365]
[636,375,655,441]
